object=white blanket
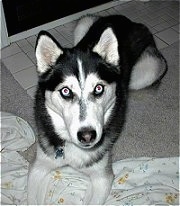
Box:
[1,112,179,205]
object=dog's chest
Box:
[63,143,92,168]
[40,142,93,169]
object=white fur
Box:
[93,27,120,66]
[129,54,160,90]
[77,58,85,88]
[28,145,60,204]
[82,152,114,204]
[36,35,63,73]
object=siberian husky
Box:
[28,15,167,205]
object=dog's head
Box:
[35,28,121,149]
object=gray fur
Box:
[79,98,87,121]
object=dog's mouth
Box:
[78,142,96,149]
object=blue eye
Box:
[60,87,73,99]
[94,84,104,96]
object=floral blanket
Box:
[1,112,179,205]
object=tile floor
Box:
[2,0,179,99]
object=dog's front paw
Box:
[83,187,106,205]
[27,194,37,205]
[83,172,113,205]
[88,196,106,205]
[83,183,93,205]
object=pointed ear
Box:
[92,27,119,66]
[35,31,63,74]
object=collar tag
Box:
[55,147,64,159]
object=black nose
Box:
[77,127,96,145]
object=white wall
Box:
[1,0,10,49]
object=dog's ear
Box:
[93,27,119,66]
[35,31,63,74]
